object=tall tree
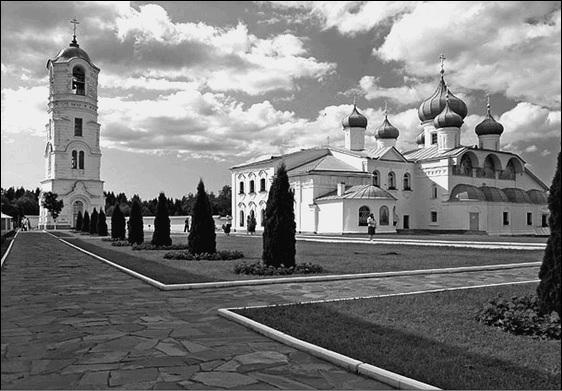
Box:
[82,211,90,233]
[537,152,561,315]
[97,210,108,236]
[75,210,83,231]
[90,208,99,235]
[128,198,144,244]
[188,179,216,254]
[111,203,126,240]
[262,163,296,267]
[41,191,64,230]
[152,192,172,246]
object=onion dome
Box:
[418,56,467,122]
[433,92,463,128]
[342,104,368,128]
[416,132,425,145]
[375,108,399,139]
[475,98,504,136]
[52,19,91,64]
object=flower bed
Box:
[163,250,244,261]
[132,243,190,251]
[111,240,131,247]
[234,261,323,275]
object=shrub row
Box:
[111,240,132,247]
[476,294,561,340]
[233,261,323,276]
[163,250,244,261]
[101,237,121,242]
[132,243,190,251]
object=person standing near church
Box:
[367,213,377,240]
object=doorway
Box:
[469,212,479,231]
[403,215,410,229]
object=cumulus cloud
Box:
[1,85,48,136]
[359,76,434,106]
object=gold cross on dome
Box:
[70,18,79,37]
[439,53,446,74]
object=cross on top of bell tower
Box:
[70,17,79,47]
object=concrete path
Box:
[2,232,540,390]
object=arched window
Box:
[239,210,244,227]
[358,206,370,226]
[239,181,245,194]
[73,201,84,228]
[261,209,266,226]
[72,66,85,95]
[78,151,84,169]
[482,155,498,179]
[372,170,380,186]
[380,206,389,225]
[71,150,77,169]
[260,178,266,192]
[388,172,396,189]
[403,173,411,190]
[459,154,474,176]
[249,180,255,193]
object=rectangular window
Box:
[503,212,509,226]
[527,212,533,226]
[431,211,438,223]
[74,118,83,136]
[431,133,437,144]
[542,214,549,227]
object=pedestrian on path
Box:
[367,213,377,240]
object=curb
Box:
[47,231,541,291]
[1,230,19,268]
[218,308,440,390]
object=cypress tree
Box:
[90,208,98,235]
[128,198,144,245]
[97,210,108,236]
[537,151,561,315]
[188,179,216,254]
[152,192,172,246]
[82,211,90,233]
[262,163,296,267]
[111,203,126,239]
[75,211,83,231]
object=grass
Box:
[236,283,561,390]
[69,232,545,282]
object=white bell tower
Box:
[39,19,104,228]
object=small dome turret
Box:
[375,106,399,139]
[433,91,463,128]
[475,98,504,136]
[342,104,368,128]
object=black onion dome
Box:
[342,105,368,128]
[433,97,463,128]
[53,38,91,63]
[375,115,399,139]
[416,132,425,145]
[418,76,468,122]
[475,106,504,136]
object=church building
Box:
[39,21,104,228]
[231,62,550,236]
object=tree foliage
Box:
[1,186,40,220]
[75,211,83,231]
[188,179,216,254]
[537,151,561,315]
[262,163,296,267]
[111,203,126,240]
[97,210,108,236]
[82,211,90,233]
[152,192,172,246]
[90,208,98,235]
[128,198,144,245]
[41,191,64,222]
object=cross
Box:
[486,93,491,114]
[70,18,79,38]
[439,53,446,74]
[352,94,356,107]
[384,100,388,115]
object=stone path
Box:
[1,232,540,390]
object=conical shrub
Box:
[262,163,296,267]
[75,211,83,231]
[152,192,172,246]
[90,208,98,235]
[111,203,126,239]
[97,210,108,236]
[82,211,90,233]
[188,179,216,254]
[128,198,144,245]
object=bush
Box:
[476,294,560,340]
[97,210,108,236]
[90,208,98,235]
[111,240,131,247]
[82,211,90,233]
[163,250,244,261]
[128,198,144,245]
[132,243,190,251]
[75,211,83,231]
[101,237,120,242]
[152,192,172,246]
[234,261,323,276]
[188,179,216,254]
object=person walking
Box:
[184,217,190,233]
[367,213,377,240]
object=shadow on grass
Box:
[61,237,216,284]
[237,304,561,390]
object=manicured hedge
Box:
[163,250,244,261]
[234,261,323,275]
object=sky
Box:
[1,1,561,200]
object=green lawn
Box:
[70,232,544,282]
[236,283,561,390]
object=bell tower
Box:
[39,19,104,228]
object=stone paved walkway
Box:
[1,232,540,390]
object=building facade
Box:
[231,68,550,236]
[39,27,104,228]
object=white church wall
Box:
[316,201,343,234]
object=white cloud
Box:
[499,102,561,145]
[359,76,434,106]
[1,85,48,136]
